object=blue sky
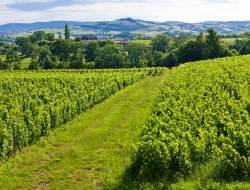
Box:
[0,0,249,24]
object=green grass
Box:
[171,181,250,190]
[0,55,30,68]
[0,55,5,63]
[222,38,242,44]
[19,55,31,68]
[132,40,151,45]
[0,74,167,189]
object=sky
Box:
[0,0,249,25]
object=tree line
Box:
[0,24,250,70]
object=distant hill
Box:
[0,21,93,34]
[0,18,250,41]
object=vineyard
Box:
[0,68,165,159]
[2,54,250,188]
[134,55,250,182]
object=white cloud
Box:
[0,0,249,24]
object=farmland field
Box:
[130,55,250,189]
[0,68,165,159]
[19,56,31,68]
[0,69,167,189]
[132,40,151,45]
[1,55,250,189]
[222,38,242,45]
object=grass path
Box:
[0,74,167,190]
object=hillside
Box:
[0,18,250,41]
[0,21,93,34]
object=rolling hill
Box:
[0,18,250,42]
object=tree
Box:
[235,39,244,52]
[218,42,231,57]
[153,51,164,67]
[239,31,250,55]
[206,28,231,59]
[30,31,46,43]
[243,31,250,41]
[172,33,192,49]
[28,53,39,70]
[5,48,15,64]
[230,49,239,56]
[98,39,115,47]
[176,29,231,64]
[15,37,33,56]
[45,33,55,42]
[50,39,70,62]
[0,42,6,55]
[70,41,85,55]
[145,49,154,67]
[95,44,125,68]
[125,42,147,67]
[205,28,221,59]
[176,33,206,64]
[13,54,21,70]
[44,55,58,69]
[0,57,9,69]
[74,36,82,42]
[64,23,70,40]
[151,34,172,53]
[0,43,11,56]
[239,40,250,55]
[83,61,95,69]
[69,53,84,69]
[84,41,99,62]
[33,45,52,67]
[195,32,206,60]
[161,51,177,67]
[5,48,20,69]
[177,40,198,63]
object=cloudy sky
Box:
[0,0,249,24]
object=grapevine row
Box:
[0,68,165,158]
[134,55,250,181]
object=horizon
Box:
[1,18,250,26]
[0,0,249,25]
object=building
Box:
[115,38,128,47]
[82,34,98,43]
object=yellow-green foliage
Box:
[0,68,165,158]
[135,55,250,182]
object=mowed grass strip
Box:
[0,74,167,190]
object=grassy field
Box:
[221,38,242,44]
[0,74,167,190]
[0,55,30,68]
[0,55,5,62]
[19,55,31,68]
[132,40,151,45]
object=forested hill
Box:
[0,18,250,36]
